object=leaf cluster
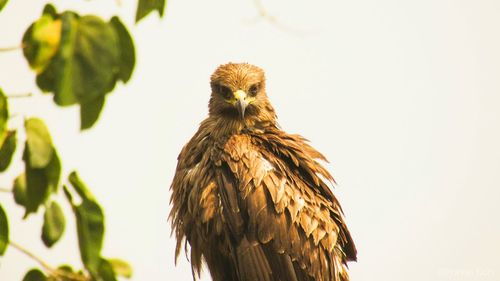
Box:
[0,108,132,280]
[22,5,135,130]
[0,0,167,280]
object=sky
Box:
[1,0,500,280]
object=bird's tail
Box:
[335,246,351,281]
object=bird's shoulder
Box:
[219,126,332,183]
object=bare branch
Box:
[9,241,89,281]
[9,240,58,274]
[253,0,278,23]
[6,93,33,99]
[0,45,22,52]
[251,0,306,35]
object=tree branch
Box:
[6,93,33,99]
[0,45,22,52]
[9,240,57,274]
[0,187,12,193]
[253,0,277,23]
[9,241,88,281]
[251,0,305,35]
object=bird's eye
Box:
[249,84,260,97]
[215,84,232,100]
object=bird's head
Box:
[209,63,275,123]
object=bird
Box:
[169,63,357,281]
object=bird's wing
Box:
[215,130,356,281]
[169,129,223,278]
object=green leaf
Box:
[98,258,117,281]
[26,10,124,109]
[25,118,54,168]
[22,269,47,281]
[68,171,95,201]
[0,130,16,172]
[136,0,166,23]
[0,89,7,135]
[68,172,104,274]
[0,0,8,13]
[45,150,61,193]
[0,204,8,255]
[22,148,60,217]
[22,15,62,73]
[41,12,78,105]
[25,10,136,129]
[24,157,50,216]
[53,13,120,106]
[21,118,59,216]
[42,201,65,247]
[57,264,74,272]
[47,265,87,281]
[108,258,133,278]
[42,4,57,17]
[110,17,135,83]
[75,199,104,274]
[62,185,74,206]
[13,173,27,207]
[80,96,105,130]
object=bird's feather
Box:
[169,63,356,281]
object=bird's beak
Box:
[234,90,248,119]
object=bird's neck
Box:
[206,115,276,140]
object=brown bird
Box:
[169,63,357,281]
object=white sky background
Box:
[1,0,500,280]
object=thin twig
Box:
[0,45,22,52]
[9,241,88,281]
[0,187,12,193]
[6,93,33,99]
[9,240,58,274]
[253,0,278,23]
[251,0,305,35]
